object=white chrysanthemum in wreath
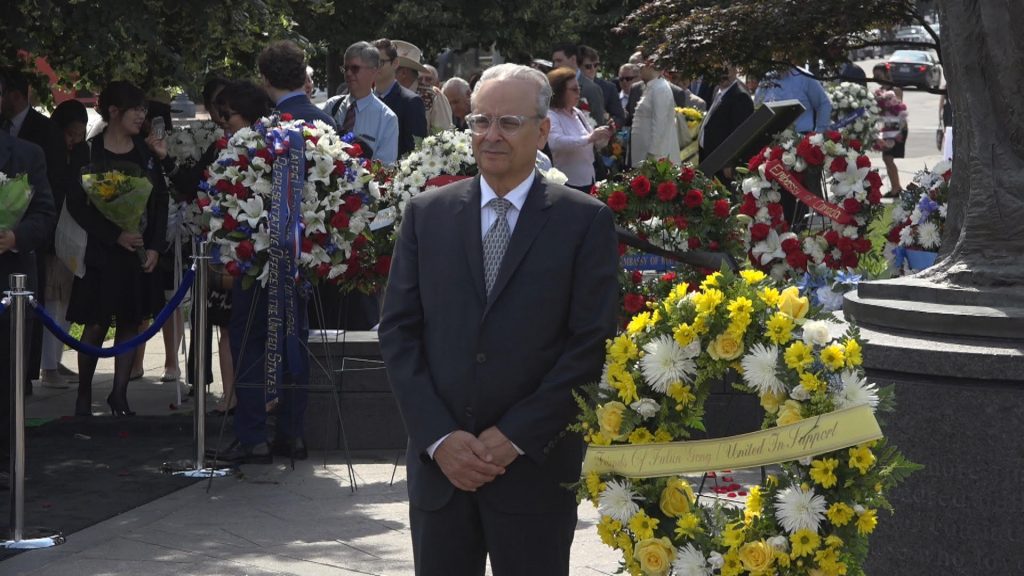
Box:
[640,335,699,393]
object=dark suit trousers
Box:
[1,314,32,458]
[229,284,309,446]
[409,489,577,576]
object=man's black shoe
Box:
[271,436,308,460]
[211,442,272,465]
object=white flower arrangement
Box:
[825,82,880,145]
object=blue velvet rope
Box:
[32,267,197,358]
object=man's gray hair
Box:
[471,63,552,117]
[344,41,380,68]
[619,63,639,76]
[442,76,470,97]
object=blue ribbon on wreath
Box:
[264,127,307,395]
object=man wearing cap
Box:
[373,38,428,157]
[392,40,453,134]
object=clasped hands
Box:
[434,426,519,492]
[117,231,159,273]
[0,229,16,254]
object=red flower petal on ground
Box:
[630,175,652,197]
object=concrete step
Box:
[857,276,1024,308]
[844,291,1024,339]
[834,311,1024,380]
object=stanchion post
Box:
[175,242,228,478]
[9,274,26,542]
[4,274,63,549]
[193,242,209,470]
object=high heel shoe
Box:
[106,394,136,418]
[74,396,93,417]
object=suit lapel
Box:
[458,176,487,305]
[0,131,12,173]
[484,174,552,316]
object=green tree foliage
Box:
[617,0,933,79]
[1,0,331,97]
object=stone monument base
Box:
[842,277,1024,380]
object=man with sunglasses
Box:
[380,63,618,575]
[322,41,399,164]
[579,45,626,127]
[617,63,640,114]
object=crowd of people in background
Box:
[0,37,921,464]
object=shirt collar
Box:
[480,171,536,213]
[275,90,306,106]
[375,80,398,99]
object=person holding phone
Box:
[66,81,170,417]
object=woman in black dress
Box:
[66,81,170,416]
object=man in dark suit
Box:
[0,77,57,466]
[689,76,716,106]
[373,38,428,158]
[258,40,337,129]
[221,40,335,464]
[699,65,755,185]
[379,64,619,575]
[579,46,626,127]
[552,43,607,126]
[1,68,67,392]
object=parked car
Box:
[887,50,943,90]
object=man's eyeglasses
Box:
[465,114,541,136]
[345,64,376,74]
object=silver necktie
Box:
[482,198,512,295]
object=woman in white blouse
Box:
[545,67,612,191]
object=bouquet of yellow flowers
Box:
[81,167,153,262]
[0,171,33,230]
[572,268,918,576]
[676,107,704,164]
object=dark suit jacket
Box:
[379,174,619,514]
[595,77,626,127]
[276,94,338,130]
[691,77,716,106]
[379,82,427,158]
[579,75,607,126]
[698,82,755,162]
[0,130,56,295]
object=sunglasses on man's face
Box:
[619,76,637,83]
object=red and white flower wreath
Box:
[737,130,885,280]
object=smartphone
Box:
[151,117,166,140]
